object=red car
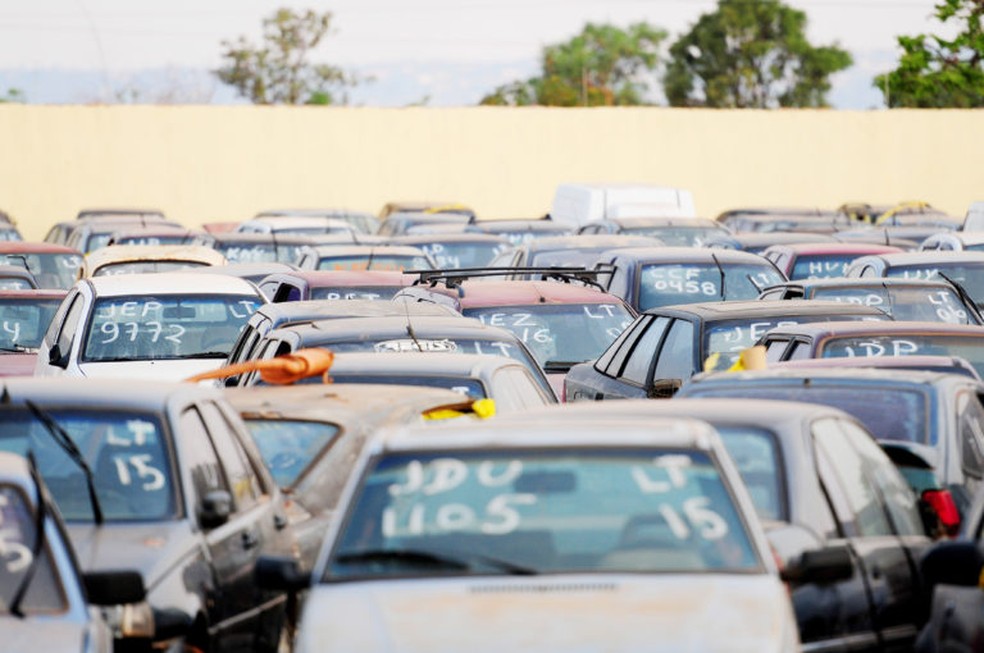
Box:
[763,242,901,280]
[0,242,82,289]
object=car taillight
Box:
[922,489,961,537]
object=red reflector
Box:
[922,489,961,537]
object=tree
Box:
[664,0,852,108]
[215,8,356,105]
[0,88,25,104]
[480,23,667,106]
[875,0,984,107]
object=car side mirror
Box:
[48,343,68,369]
[920,540,984,593]
[647,379,682,399]
[780,544,854,585]
[198,490,233,530]
[83,570,146,605]
[255,555,310,593]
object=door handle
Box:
[241,530,259,550]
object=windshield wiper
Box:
[0,344,32,353]
[334,547,537,575]
[24,400,103,525]
[543,360,580,373]
[9,453,48,618]
[182,351,229,359]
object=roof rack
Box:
[411,265,615,291]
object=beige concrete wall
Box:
[0,105,981,241]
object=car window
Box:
[242,419,342,488]
[620,316,669,385]
[198,403,261,511]
[0,485,68,614]
[652,319,695,381]
[812,417,894,537]
[786,340,813,360]
[820,334,984,379]
[838,419,923,536]
[326,448,761,579]
[596,315,647,375]
[764,338,791,362]
[957,391,984,480]
[0,298,63,350]
[715,426,786,521]
[178,407,228,504]
[55,293,85,355]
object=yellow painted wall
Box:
[1,105,981,240]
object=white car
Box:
[258,416,801,653]
[35,272,263,381]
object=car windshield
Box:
[416,242,508,269]
[0,298,63,350]
[326,374,487,399]
[114,236,190,246]
[0,253,82,289]
[820,334,984,378]
[317,255,433,272]
[242,419,341,488]
[530,249,610,268]
[0,278,32,291]
[638,264,784,310]
[0,484,67,614]
[702,314,887,372]
[216,243,279,264]
[325,448,760,579]
[624,226,734,248]
[83,294,261,361]
[465,303,634,368]
[309,286,401,301]
[811,286,974,324]
[791,255,865,280]
[714,427,785,522]
[886,264,984,305]
[687,384,930,445]
[94,261,210,276]
[0,410,177,521]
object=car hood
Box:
[297,574,795,653]
[67,521,200,590]
[0,619,87,653]
[78,358,224,382]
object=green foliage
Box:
[664,0,851,108]
[0,88,25,104]
[874,0,984,107]
[215,8,356,105]
[480,22,667,106]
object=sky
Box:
[0,0,943,108]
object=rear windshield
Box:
[791,255,862,280]
[0,298,63,350]
[0,252,81,289]
[416,241,508,269]
[309,286,401,301]
[317,255,433,272]
[242,419,341,488]
[886,264,984,305]
[94,261,210,276]
[0,485,67,614]
[327,374,486,399]
[820,334,984,378]
[811,286,974,324]
[715,426,785,521]
[637,263,783,311]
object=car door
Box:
[646,317,695,397]
[564,314,651,401]
[814,417,924,652]
[606,316,670,399]
[36,289,87,377]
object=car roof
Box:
[84,271,262,296]
[405,280,628,307]
[603,246,776,264]
[944,232,984,245]
[263,270,412,286]
[84,244,227,269]
[733,233,838,248]
[0,242,80,255]
[0,377,225,413]
[254,299,457,324]
[223,382,470,424]
[328,351,524,376]
[770,277,956,290]
[309,245,427,257]
[765,243,902,255]
[687,365,963,389]
[645,299,888,320]
[860,251,984,265]
[0,289,67,300]
[771,354,981,379]
[372,415,719,453]
[280,315,518,343]
[763,319,984,338]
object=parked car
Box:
[295,245,435,272]
[564,299,888,401]
[65,218,187,254]
[757,277,983,324]
[254,208,380,235]
[257,414,800,652]
[919,231,984,252]
[395,275,635,396]
[755,320,984,378]
[77,244,228,278]
[193,231,319,265]
[239,315,554,398]
[190,262,299,286]
[0,242,83,289]
[512,398,933,652]
[0,451,146,653]
[677,366,984,519]
[714,208,850,234]
[0,289,67,376]
[375,211,472,237]
[221,299,455,384]
[235,216,357,238]
[389,233,511,269]
[845,251,984,308]
[597,247,786,312]
[106,226,200,247]
[224,383,480,569]
[762,243,901,280]
[378,201,475,220]
[577,216,740,248]
[35,272,264,381]
[466,217,573,245]
[832,227,934,250]
[487,234,662,275]
[550,182,697,225]
[0,377,298,653]
[773,354,981,380]
[732,232,838,255]
[258,270,415,303]
[0,264,38,291]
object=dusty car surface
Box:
[0,378,298,653]
[0,242,83,289]
[0,264,39,291]
[732,232,838,254]
[254,208,380,235]
[508,399,933,652]
[578,216,740,249]
[389,233,511,269]
[258,270,416,303]
[762,243,901,280]
[919,231,984,252]
[35,272,263,381]
[0,451,145,653]
[565,299,888,401]
[295,245,435,272]
[466,217,573,244]
[845,251,984,307]
[193,231,319,265]
[258,415,799,653]
[224,383,491,568]
[78,244,228,278]
[0,289,67,376]
[488,234,663,275]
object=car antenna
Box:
[24,400,103,525]
[710,252,726,300]
[404,310,424,352]
[9,451,49,619]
